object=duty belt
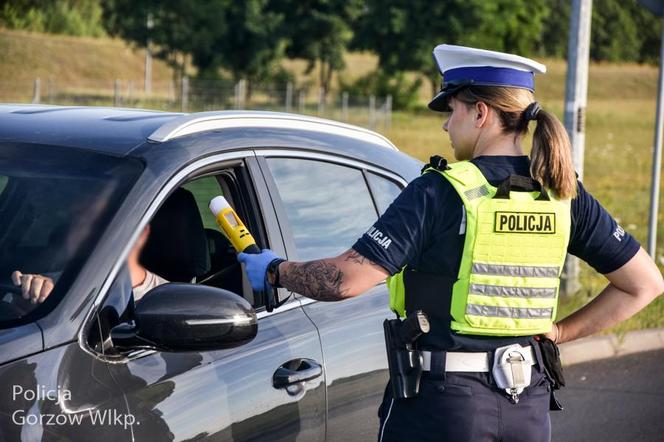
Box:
[422,345,536,373]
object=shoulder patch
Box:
[366,226,393,249]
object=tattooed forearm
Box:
[344,250,367,265]
[344,249,387,272]
[280,260,350,302]
[276,249,389,302]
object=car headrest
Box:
[140,188,210,282]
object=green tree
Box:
[591,0,642,62]
[271,0,363,94]
[1,0,105,36]
[592,0,662,63]
[103,1,199,82]
[214,0,286,83]
[633,2,663,64]
[538,0,662,64]
[352,0,549,97]
[102,0,286,84]
[539,0,570,58]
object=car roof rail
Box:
[147,110,398,151]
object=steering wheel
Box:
[0,282,31,319]
[0,281,22,296]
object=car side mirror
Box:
[111,283,257,352]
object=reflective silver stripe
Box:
[466,304,553,319]
[469,283,556,299]
[464,185,489,200]
[472,263,560,278]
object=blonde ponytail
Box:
[453,86,578,199]
[530,109,577,199]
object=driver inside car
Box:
[11,225,168,304]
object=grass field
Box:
[1,29,663,335]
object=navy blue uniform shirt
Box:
[353,155,640,351]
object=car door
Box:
[257,150,406,442]
[93,153,326,441]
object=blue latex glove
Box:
[237,249,282,292]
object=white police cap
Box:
[428,44,547,112]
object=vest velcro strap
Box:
[466,304,553,319]
[469,283,557,299]
[471,263,560,278]
[494,175,550,201]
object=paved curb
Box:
[559,328,664,366]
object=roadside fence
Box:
[0,77,393,132]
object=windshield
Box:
[0,143,143,327]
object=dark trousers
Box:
[377,366,552,442]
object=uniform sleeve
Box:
[568,181,640,274]
[352,173,451,275]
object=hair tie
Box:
[524,101,541,121]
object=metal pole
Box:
[562,0,592,296]
[298,90,305,114]
[127,80,133,106]
[145,13,153,94]
[181,76,189,112]
[386,94,393,132]
[342,92,349,122]
[318,87,325,116]
[32,78,41,104]
[369,95,376,129]
[114,79,121,107]
[647,19,664,257]
[285,82,293,113]
[234,80,246,109]
[239,79,246,109]
[565,0,592,180]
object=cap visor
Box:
[428,90,452,112]
[428,82,477,112]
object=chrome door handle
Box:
[272,358,322,388]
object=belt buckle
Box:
[492,344,532,404]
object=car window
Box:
[140,172,251,303]
[182,176,224,230]
[95,165,266,348]
[266,158,378,261]
[366,172,403,216]
[0,142,143,327]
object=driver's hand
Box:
[11,271,54,304]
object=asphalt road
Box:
[550,349,664,442]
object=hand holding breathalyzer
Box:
[209,196,260,254]
[209,196,282,311]
[238,249,281,292]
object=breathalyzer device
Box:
[209,196,277,311]
[209,196,260,254]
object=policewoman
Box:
[238,44,664,441]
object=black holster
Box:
[383,310,430,400]
[537,336,566,410]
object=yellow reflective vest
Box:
[388,160,571,336]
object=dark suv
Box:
[0,105,421,441]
